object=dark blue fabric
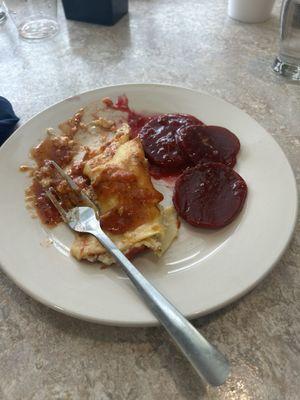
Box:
[0,97,19,146]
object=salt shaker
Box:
[273,0,300,80]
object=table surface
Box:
[1,0,300,399]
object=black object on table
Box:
[0,97,19,146]
[62,0,128,26]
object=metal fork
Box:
[46,162,230,387]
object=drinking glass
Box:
[4,0,59,39]
[228,0,275,23]
[273,0,300,80]
[0,1,7,24]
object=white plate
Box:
[0,84,297,326]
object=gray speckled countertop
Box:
[1,0,300,399]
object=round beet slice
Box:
[177,125,240,168]
[139,114,203,169]
[173,162,247,228]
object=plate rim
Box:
[0,83,298,327]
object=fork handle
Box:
[91,229,230,386]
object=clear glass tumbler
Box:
[0,1,7,24]
[273,0,300,80]
[4,0,59,39]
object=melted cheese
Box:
[71,125,178,265]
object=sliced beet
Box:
[177,125,240,168]
[139,114,203,169]
[173,162,247,228]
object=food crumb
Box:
[79,122,88,131]
[40,238,53,247]
[89,117,115,129]
[19,165,32,172]
[102,97,113,107]
[46,128,56,136]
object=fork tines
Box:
[46,160,99,219]
[46,187,69,222]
